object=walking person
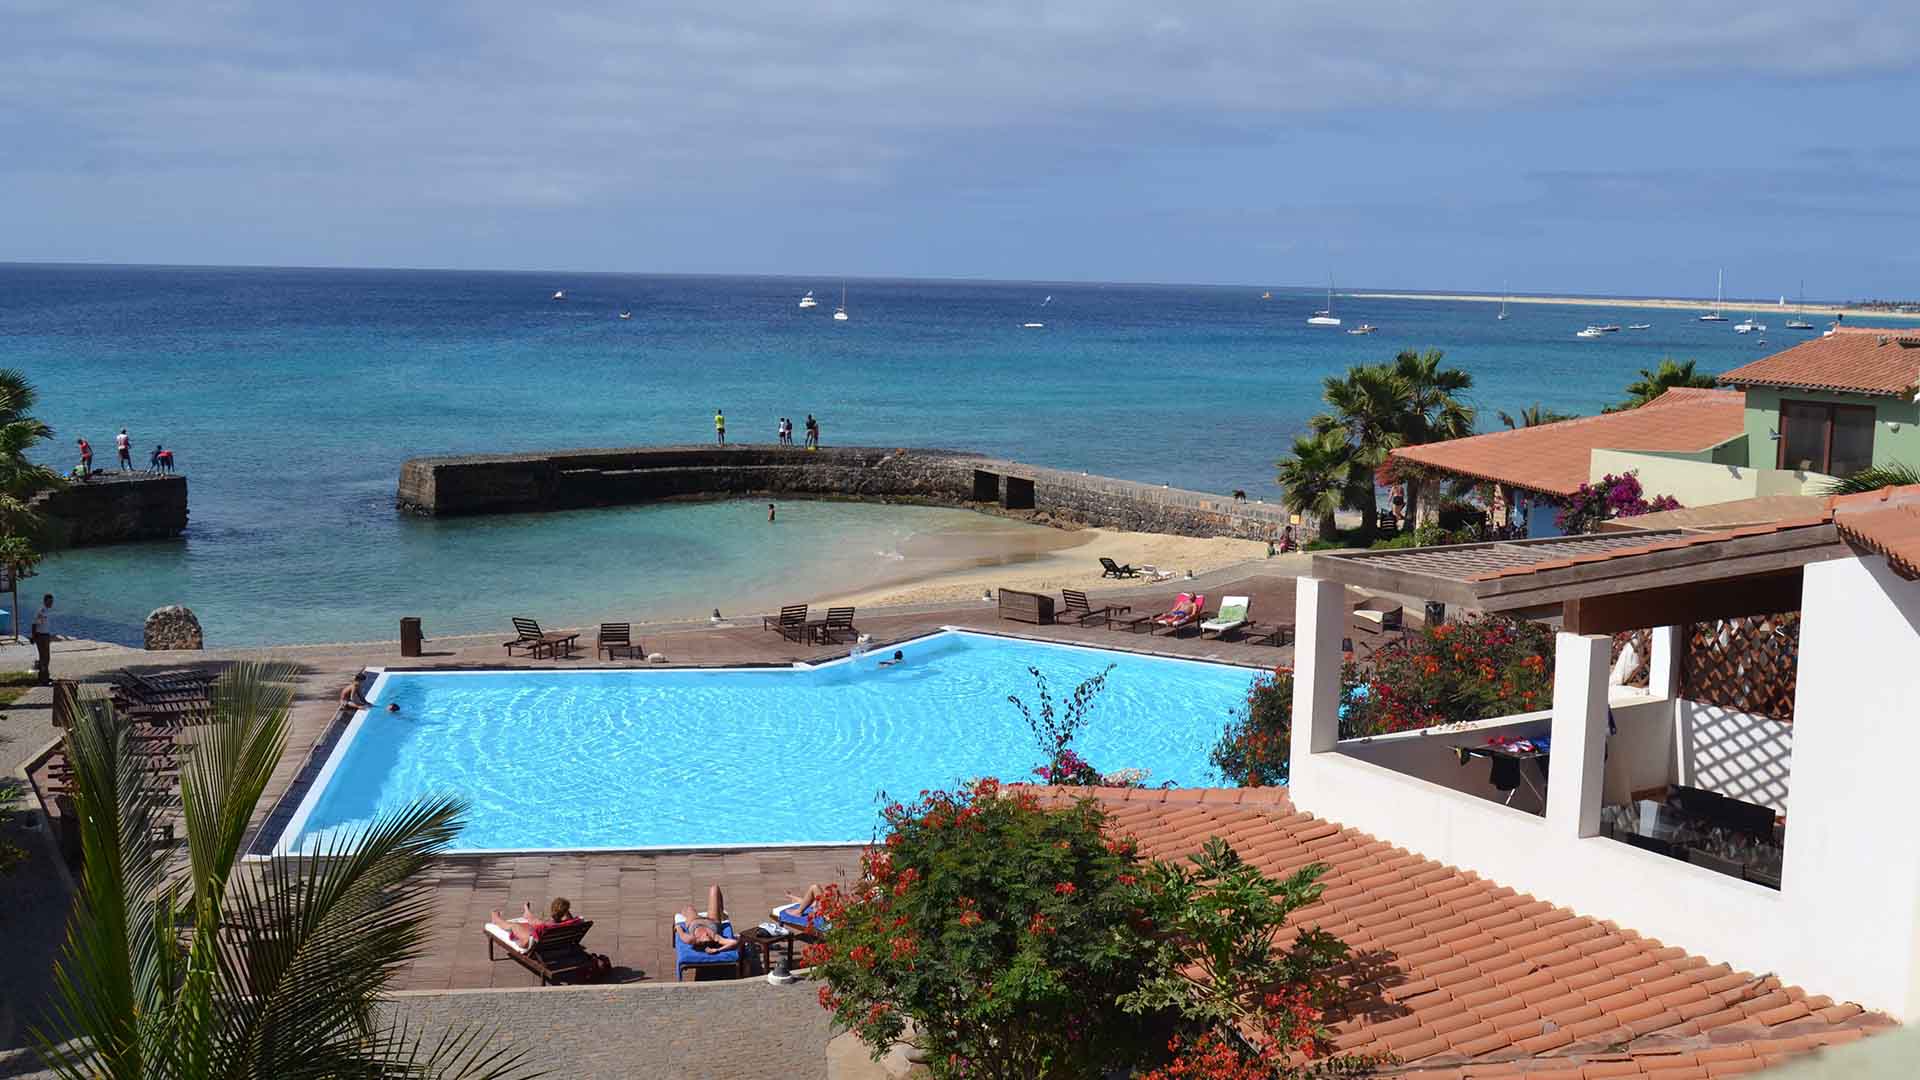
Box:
[75,437,92,479]
[714,409,725,445]
[30,594,54,685]
[116,428,132,471]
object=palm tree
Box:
[0,370,60,616]
[1497,404,1575,429]
[1822,462,1920,496]
[1617,357,1717,410]
[1276,429,1354,540]
[36,663,535,1080]
[1383,349,1475,527]
[1314,365,1406,535]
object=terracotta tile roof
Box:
[1827,484,1920,580]
[1389,390,1746,498]
[1027,787,1894,1077]
[1717,326,1920,397]
[1465,517,1832,582]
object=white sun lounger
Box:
[1200,596,1250,638]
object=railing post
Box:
[1289,578,1347,806]
[1546,632,1613,838]
[1649,625,1682,700]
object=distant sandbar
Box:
[1348,292,1920,320]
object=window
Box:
[1778,400,1875,476]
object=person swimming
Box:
[877,650,904,667]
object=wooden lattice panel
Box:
[1611,629,1652,689]
[1681,614,1800,722]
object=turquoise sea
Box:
[6,264,1797,646]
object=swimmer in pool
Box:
[877,650,904,667]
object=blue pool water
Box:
[279,632,1260,852]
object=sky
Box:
[4,1,1918,299]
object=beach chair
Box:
[505,617,579,659]
[1200,596,1251,639]
[813,606,857,645]
[1353,596,1403,631]
[1057,589,1129,627]
[1099,557,1140,578]
[772,900,831,935]
[1150,593,1205,637]
[672,913,746,981]
[484,917,598,986]
[597,622,642,660]
[763,604,809,642]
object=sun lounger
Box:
[672,912,745,980]
[506,617,579,659]
[1099,557,1140,579]
[1353,597,1403,631]
[484,917,597,986]
[811,606,857,645]
[597,622,642,660]
[773,901,830,935]
[1058,589,1128,627]
[1150,593,1205,636]
[1200,596,1251,638]
[763,604,809,642]
[1139,564,1175,582]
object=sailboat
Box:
[551,290,566,301]
[1785,281,1814,329]
[1261,291,1272,300]
[1497,282,1511,321]
[618,310,632,320]
[1698,270,1728,321]
[1307,278,1342,326]
[798,290,817,309]
[833,285,849,322]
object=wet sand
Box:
[1349,292,1920,320]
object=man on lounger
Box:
[488,897,576,949]
[677,885,739,951]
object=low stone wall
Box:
[397,445,1298,541]
[30,473,188,547]
[379,980,833,1080]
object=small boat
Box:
[798,290,817,309]
[1785,319,1814,330]
[1346,324,1376,335]
[1497,283,1511,320]
[1734,318,1767,335]
[618,310,632,320]
[1261,291,1272,300]
[1576,326,1605,338]
[1023,322,1045,329]
[1306,277,1342,326]
[1627,323,1651,330]
[1785,281,1814,328]
[1595,324,1621,333]
[1699,269,1728,321]
[833,285,849,322]
[552,290,565,301]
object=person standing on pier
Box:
[804,413,818,449]
[30,594,54,685]
[116,428,132,470]
[75,437,92,479]
[714,408,725,445]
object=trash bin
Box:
[400,617,423,657]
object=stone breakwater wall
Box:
[396,445,1301,541]
[31,473,188,547]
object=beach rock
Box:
[144,605,204,651]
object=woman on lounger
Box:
[677,884,738,951]
[488,897,575,949]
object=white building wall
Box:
[1290,560,1920,1019]
[1589,449,1829,507]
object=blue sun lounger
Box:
[773,901,830,934]
[672,913,746,980]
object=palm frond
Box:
[1821,462,1920,496]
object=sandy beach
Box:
[1349,292,1920,320]
[829,521,1269,609]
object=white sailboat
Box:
[1785,281,1814,329]
[1699,270,1728,321]
[833,285,849,322]
[1306,278,1342,326]
[1734,317,1767,335]
[798,290,817,309]
[1497,282,1511,321]
[1346,324,1376,335]
[618,310,632,320]
[552,290,566,301]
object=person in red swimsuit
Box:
[488,897,576,949]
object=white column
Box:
[1289,578,1347,805]
[1648,625,1681,700]
[1546,632,1612,838]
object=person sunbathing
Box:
[784,882,831,916]
[489,897,575,949]
[1155,595,1197,623]
[677,884,738,951]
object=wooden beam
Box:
[1562,570,1804,635]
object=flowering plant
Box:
[1009,664,1116,786]
[1210,663,1365,787]
[1351,614,1555,734]
[1032,748,1103,786]
[1555,471,1682,534]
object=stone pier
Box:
[31,472,189,547]
[396,445,1299,541]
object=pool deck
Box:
[14,564,1387,992]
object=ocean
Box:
[6,263,1791,646]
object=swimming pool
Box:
[275,631,1262,853]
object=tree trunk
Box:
[1404,478,1424,529]
[1317,512,1337,541]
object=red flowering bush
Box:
[813,783,1379,1079]
[1352,614,1555,734]
[1210,663,1365,788]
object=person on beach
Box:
[489,897,577,949]
[75,438,92,479]
[714,409,725,445]
[677,885,738,951]
[30,594,54,685]
[804,414,819,449]
[767,502,776,523]
[116,428,132,470]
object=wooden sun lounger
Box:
[1099,557,1140,578]
[1058,589,1128,626]
[506,617,579,659]
[763,604,809,642]
[485,918,597,986]
[809,607,857,645]
[597,623,642,660]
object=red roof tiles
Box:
[1027,787,1894,1077]
[1718,326,1920,397]
[1389,390,1746,498]
[1827,484,1920,580]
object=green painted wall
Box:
[1739,388,1920,471]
